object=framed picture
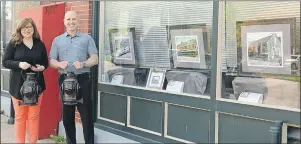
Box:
[237,18,296,75]
[168,25,207,69]
[110,74,124,85]
[146,69,166,90]
[109,28,137,66]
[246,31,283,67]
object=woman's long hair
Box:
[12,18,40,46]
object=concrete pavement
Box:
[1,94,139,144]
[1,114,54,143]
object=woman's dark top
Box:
[2,38,49,100]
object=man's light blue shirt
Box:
[49,32,98,74]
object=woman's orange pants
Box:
[11,95,43,143]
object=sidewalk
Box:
[1,94,140,144]
[1,114,54,143]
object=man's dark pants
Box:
[59,73,94,144]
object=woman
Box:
[2,18,48,143]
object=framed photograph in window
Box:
[240,24,292,74]
[146,69,166,90]
[109,28,137,66]
[246,31,284,68]
[237,18,296,75]
[169,25,207,69]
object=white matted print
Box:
[148,72,164,88]
[241,24,291,74]
[170,28,206,69]
[146,69,166,90]
[175,35,200,62]
[247,32,283,67]
[113,36,132,60]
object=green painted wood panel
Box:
[130,97,163,134]
[167,104,210,143]
[98,92,127,124]
[217,101,301,125]
[218,113,274,143]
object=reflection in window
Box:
[99,1,214,97]
[221,1,300,109]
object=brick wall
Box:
[41,1,93,124]
[65,1,92,35]
[41,1,92,35]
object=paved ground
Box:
[264,78,300,109]
[1,114,54,143]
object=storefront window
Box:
[1,1,13,68]
[99,1,214,97]
[220,1,300,109]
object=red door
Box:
[19,3,65,139]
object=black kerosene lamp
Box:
[19,72,41,106]
[60,72,81,105]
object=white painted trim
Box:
[98,82,210,99]
[286,123,301,128]
[97,91,101,119]
[165,135,195,143]
[215,112,219,143]
[127,96,131,126]
[99,91,127,97]
[1,75,3,91]
[163,102,168,137]
[130,96,162,103]
[282,123,287,143]
[218,111,275,123]
[216,1,224,99]
[98,0,105,78]
[98,117,125,126]
[127,125,161,136]
[168,103,210,112]
[217,98,301,112]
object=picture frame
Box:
[108,27,137,66]
[110,74,124,85]
[168,24,207,69]
[236,18,296,75]
[146,68,166,90]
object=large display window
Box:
[218,1,300,109]
[99,1,214,98]
[95,1,300,143]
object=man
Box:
[49,11,98,144]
